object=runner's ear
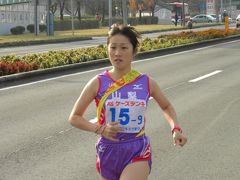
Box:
[133,48,137,57]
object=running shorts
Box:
[95,135,152,180]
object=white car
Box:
[191,14,216,23]
[236,14,240,28]
[209,14,233,23]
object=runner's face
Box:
[108,34,136,70]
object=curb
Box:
[0,36,92,48]
[1,34,240,85]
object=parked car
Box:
[209,14,217,19]
[210,14,233,23]
[191,14,216,23]
[236,14,240,28]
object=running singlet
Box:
[95,70,150,139]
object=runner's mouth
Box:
[114,59,123,63]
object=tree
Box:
[148,0,157,17]
[50,1,58,15]
[128,0,155,20]
[100,0,106,22]
[57,0,66,20]
[64,0,84,21]
[76,0,82,21]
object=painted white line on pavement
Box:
[65,127,73,132]
[188,70,222,83]
[44,136,53,140]
[90,118,98,124]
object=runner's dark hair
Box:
[107,24,141,51]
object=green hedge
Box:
[54,19,99,31]
[101,16,158,26]
[27,24,47,33]
[10,26,25,35]
[27,24,35,33]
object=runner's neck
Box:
[108,67,132,81]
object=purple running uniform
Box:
[95,70,152,180]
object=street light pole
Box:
[34,0,39,36]
[71,0,74,36]
[122,0,127,25]
[47,0,50,36]
[221,0,223,14]
[229,0,232,18]
[109,0,112,29]
[182,0,185,27]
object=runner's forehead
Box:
[109,42,131,46]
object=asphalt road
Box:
[0,25,234,57]
[0,39,240,180]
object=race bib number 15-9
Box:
[105,99,146,133]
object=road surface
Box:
[0,39,240,179]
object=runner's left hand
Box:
[172,131,187,147]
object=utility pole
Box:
[34,0,39,36]
[215,0,220,22]
[221,0,223,14]
[229,0,232,18]
[71,0,74,35]
[109,0,112,29]
[182,0,185,27]
[46,0,51,36]
[122,0,127,25]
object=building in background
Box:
[206,0,240,19]
[154,5,172,24]
[227,0,240,19]
[0,0,45,35]
[206,0,215,14]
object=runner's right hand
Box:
[102,121,123,142]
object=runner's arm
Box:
[149,78,180,130]
[68,76,99,133]
[149,78,187,146]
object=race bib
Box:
[105,98,146,133]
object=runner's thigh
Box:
[120,161,150,180]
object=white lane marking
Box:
[65,127,73,132]
[188,70,222,83]
[0,66,107,91]
[1,39,238,91]
[90,117,98,124]
[164,82,186,91]
[44,136,53,140]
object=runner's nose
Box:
[115,48,121,56]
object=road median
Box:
[1,34,240,86]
